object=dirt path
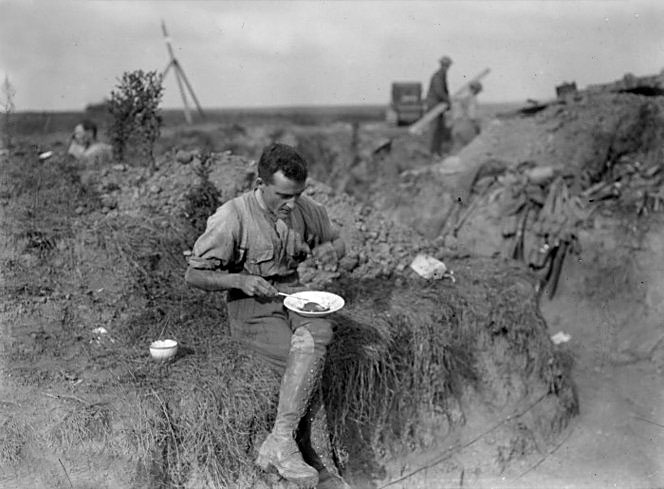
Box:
[486,362,664,489]
[377,361,663,489]
[515,298,664,489]
[527,362,664,488]
[390,333,664,489]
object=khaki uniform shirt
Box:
[67,141,112,164]
[189,189,337,280]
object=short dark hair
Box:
[258,143,308,183]
[80,119,98,139]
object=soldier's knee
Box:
[302,319,334,348]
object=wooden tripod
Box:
[161,21,205,124]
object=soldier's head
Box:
[72,120,98,147]
[256,143,308,218]
[470,81,483,94]
[257,143,307,184]
[439,55,453,68]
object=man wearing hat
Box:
[425,55,453,156]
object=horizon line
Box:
[14,99,528,115]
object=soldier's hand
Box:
[239,275,278,298]
[313,241,338,272]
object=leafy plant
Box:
[108,70,164,169]
[184,153,223,234]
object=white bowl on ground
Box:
[150,339,178,361]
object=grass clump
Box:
[0,417,27,466]
[140,344,279,487]
[48,402,112,450]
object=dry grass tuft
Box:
[0,417,27,466]
[320,260,577,469]
[48,402,112,449]
[109,341,280,487]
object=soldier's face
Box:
[73,124,93,145]
[259,170,306,219]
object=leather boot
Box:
[297,390,353,489]
[256,328,324,487]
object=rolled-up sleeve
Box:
[188,204,239,271]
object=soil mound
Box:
[323,91,664,371]
[447,92,664,367]
[362,92,664,237]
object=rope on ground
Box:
[377,392,549,488]
[516,425,575,479]
[58,458,75,489]
[633,415,664,430]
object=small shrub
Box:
[108,70,164,169]
[184,153,223,234]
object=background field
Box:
[5,102,522,138]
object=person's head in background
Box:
[469,81,483,95]
[72,120,98,148]
[439,55,453,70]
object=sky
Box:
[1,0,663,112]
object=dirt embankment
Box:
[294,91,664,368]
[444,93,664,368]
[1,135,576,489]
[368,91,664,487]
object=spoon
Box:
[277,292,330,312]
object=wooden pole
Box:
[175,61,206,120]
[173,61,193,124]
[162,21,193,124]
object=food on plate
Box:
[300,301,329,312]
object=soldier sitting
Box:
[67,119,112,164]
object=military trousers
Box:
[227,290,334,374]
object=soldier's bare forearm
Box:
[184,267,241,291]
[185,268,277,297]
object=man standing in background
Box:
[425,55,453,157]
[450,80,483,151]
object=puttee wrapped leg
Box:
[256,328,325,488]
[297,389,352,489]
